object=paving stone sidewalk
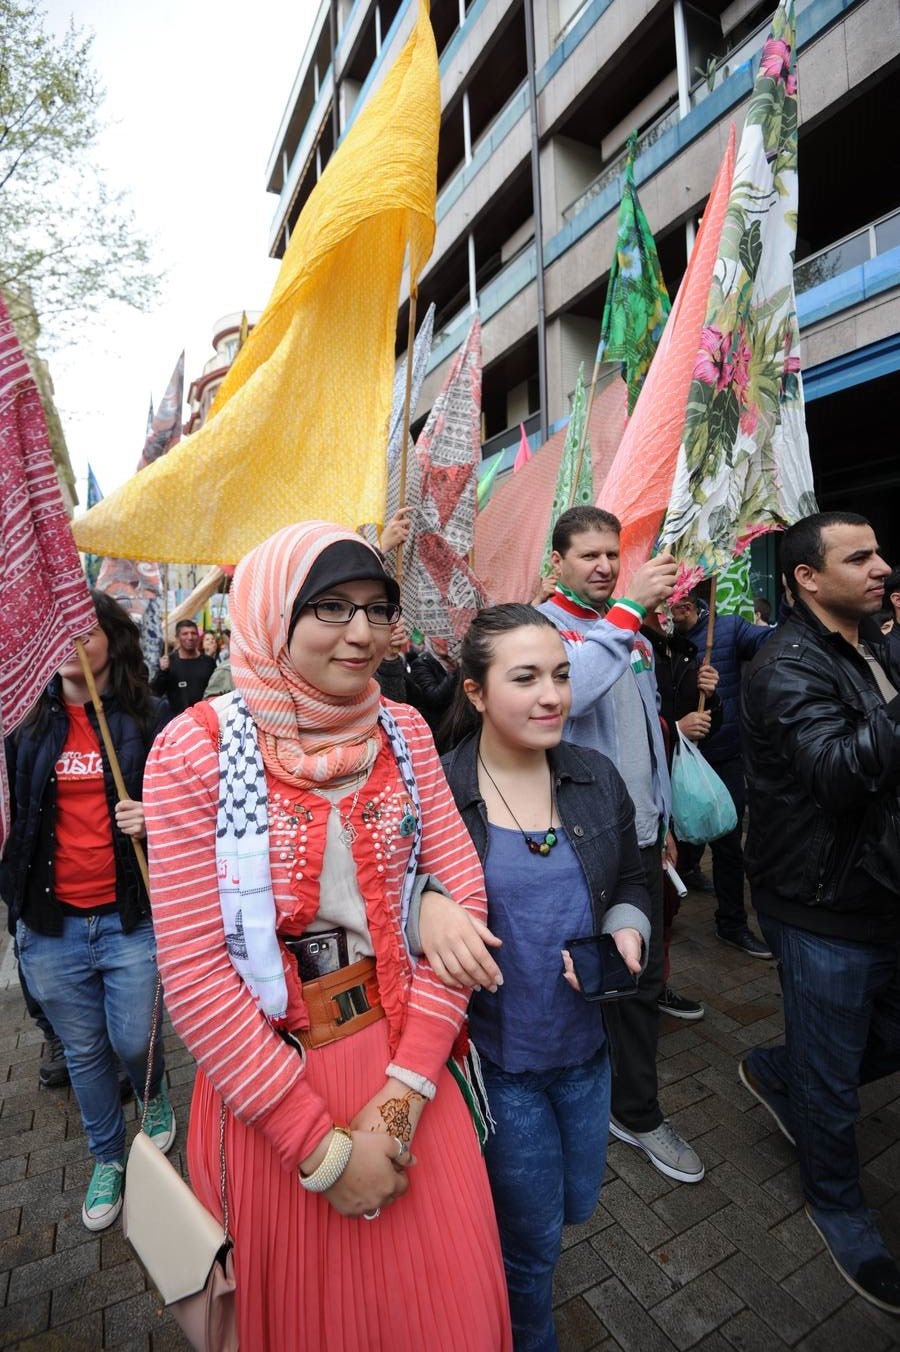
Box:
[2,890,900,1350]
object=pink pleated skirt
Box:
[188,1020,512,1351]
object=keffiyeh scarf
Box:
[215,692,422,1022]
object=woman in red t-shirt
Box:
[4,592,172,1232]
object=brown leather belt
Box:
[295,957,384,1049]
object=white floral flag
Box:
[658,0,816,575]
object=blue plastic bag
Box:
[670,729,738,844]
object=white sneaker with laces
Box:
[609,1116,705,1183]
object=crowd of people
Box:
[3,505,900,1347]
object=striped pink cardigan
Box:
[143,700,487,1171]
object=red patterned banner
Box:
[0,294,96,848]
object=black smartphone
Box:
[564,933,639,1003]
[283,928,349,983]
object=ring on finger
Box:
[393,1136,410,1160]
[362,1208,381,1221]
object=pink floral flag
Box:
[657,0,816,575]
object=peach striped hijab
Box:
[229,521,385,788]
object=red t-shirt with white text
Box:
[53,703,117,907]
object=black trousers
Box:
[607,844,664,1132]
[707,755,749,936]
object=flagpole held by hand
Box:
[74,638,151,894]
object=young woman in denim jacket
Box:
[439,604,651,1351]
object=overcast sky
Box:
[42,0,317,504]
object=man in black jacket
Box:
[740,511,900,1314]
[151,619,215,713]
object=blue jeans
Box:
[757,914,900,1215]
[16,912,163,1162]
[481,1049,611,1352]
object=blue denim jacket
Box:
[441,733,651,951]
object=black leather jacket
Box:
[742,601,900,940]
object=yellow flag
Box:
[74,1,439,565]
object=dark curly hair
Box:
[88,589,155,725]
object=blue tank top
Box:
[468,823,606,1073]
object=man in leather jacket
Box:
[739,511,900,1315]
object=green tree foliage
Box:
[0,0,159,343]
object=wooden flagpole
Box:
[74,639,151,894]
[162,564,170,651]
[395,290,419,586]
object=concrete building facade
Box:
[266,0,900,565]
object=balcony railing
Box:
[555,0,592,48]
[268,65,334,246]
[560,0,821,226]
[561,96,681,224]
[428,240,537,370]
[481,412,543,463]
[795,208,900,294]
[436,80,530,221]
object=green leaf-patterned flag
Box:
[540,362,592,576]
[715,552,754,620]
[597,135,671,416]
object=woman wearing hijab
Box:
[143,522,511,1351]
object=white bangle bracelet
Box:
[298,1125,353,1192]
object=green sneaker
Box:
[82,1159,125,1231]
[138,1083,176,1154]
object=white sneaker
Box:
[609,1116,705,1183]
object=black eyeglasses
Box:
[305,599,402,626]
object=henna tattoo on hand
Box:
[375,1091,424,1143]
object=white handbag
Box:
[123,980,237,1351]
